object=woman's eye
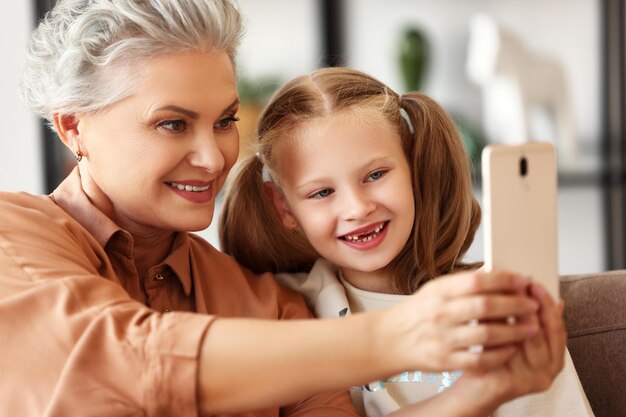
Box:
[216,115,240,130]
[158,120,187,133]
[310,189,334,199]
[368,170,386,181]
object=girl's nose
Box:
[342,189,376,220]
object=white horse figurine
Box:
[466,13,578,168]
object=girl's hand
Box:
[378,269,541,373]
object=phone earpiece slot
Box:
[520,157,528,177]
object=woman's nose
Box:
[188,132,226,174]
[342,189,376,220]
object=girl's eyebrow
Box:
[293,156,394,191]
[293,176,329,192]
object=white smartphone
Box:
[481,142,559,300]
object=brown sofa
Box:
[560,271,626,417]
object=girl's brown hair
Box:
[220,67,481,294]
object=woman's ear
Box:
[263,182,300,231]
[53,113,83,156]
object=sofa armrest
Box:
[560,271,626,417]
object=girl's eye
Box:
[310,188,334,199]
[158,119,187,133]
[367,170,386,182]
[216,115,240,130]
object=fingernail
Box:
[533,284,546,297]
[526,323,539,335]
[527,300,540,312]
[514,274,530,287]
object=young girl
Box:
[219,67,593,417]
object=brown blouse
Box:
[0,169,355,417]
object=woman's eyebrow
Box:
[220,97,240,116]
[153,98,239,120]
[154,105,199,119]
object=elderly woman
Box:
[0,1,565,416]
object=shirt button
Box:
[155,273,164,280]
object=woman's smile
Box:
[74,51,239,233]
[165,180,214,203]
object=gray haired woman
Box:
[0,0,564,416]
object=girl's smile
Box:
[339,220,389,249]
[274,109,415,292]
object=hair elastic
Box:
[257,153,273,183]
[399,107,415,135]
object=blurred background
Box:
[4,0,626,275]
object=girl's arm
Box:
[198,270,541,415]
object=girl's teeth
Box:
[345,222,386,242]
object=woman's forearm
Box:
[198,311,393,415]
[197,270,539,415]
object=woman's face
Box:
[75,51,239,233]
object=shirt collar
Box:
[163,233,193,296]
[51,167,193,295]
[51,167,123,250]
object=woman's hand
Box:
[383,281,567,417]
[377,269,542,373]
[447,282,567,414]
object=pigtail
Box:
[219,156,318,274]
[390,93,482,293]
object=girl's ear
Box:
[53,113,84,156]
[263,182,300,231]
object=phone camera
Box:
[520,157,528,177]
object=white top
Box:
[276,259,595,417]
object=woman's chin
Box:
[188,222,213,233]
[171,216,214,233]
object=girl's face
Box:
[274,109,415,292]
[71,51,239,235]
